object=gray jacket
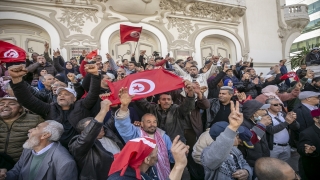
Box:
[201,127,252,180]
[6,142,78,180]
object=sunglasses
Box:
[271,103,283,107]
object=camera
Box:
[152,51,160,57]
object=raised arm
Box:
[53,49,65,73]
[9,65,51,117]
[178,80,195,115]
[69,100,112,157]
[202,59,218,80]
[114,87,140,142]
[107,53,120,71]
[44,42,53,64]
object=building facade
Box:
[0,0,310,73]
[289,0,320,53]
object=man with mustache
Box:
[0,120,77,180]
[115,87,174,180]
[0,97,43,170]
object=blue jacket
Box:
[114,110,175,163]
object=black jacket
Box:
[68,119,114,180]
[303,83,320,92]
[262,73,282,88]
[136,96,195,143]
[10,74,101,146]
[266,112,300,150]
[292,103,314,142]
[297,124,320,180]
[241,79,261,99]
[207,71,226,99]
[306,52,320,65]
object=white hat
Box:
[106,73,115,80]
[0,97,18,102]
[56,87,77,97]
[298,91,320,100]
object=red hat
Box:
[311,108,320,117]
[108,137,157,180]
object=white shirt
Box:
[32,142,54,156]
[302,103,317,111]
[268,112,289,144]
[99,137,120,155]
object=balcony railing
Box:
[284,4,309,21]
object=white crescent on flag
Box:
[129,79,155,95]
[130,31,141,38]
[4,49,19,58]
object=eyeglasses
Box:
[271,103,283,107]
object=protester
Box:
[240,72,261,99]
[201,102,252,180]
[8,64,101,148]
[39,74,55,94]
[265,98,300,162]
[207,64,229,99]
[297,108,320,180]
[255,157,300,180]
[114,87,174,180]
[68,99,115,180]
[108,135,189,180]
[0,97,44,170]
[0,120,78,180]
[303,77,320,92]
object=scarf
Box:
[108,137,156,180]
[141,128,170,180]
[261,85,282,103]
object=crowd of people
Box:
[0,43,320,180]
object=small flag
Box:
[120,24,142,44]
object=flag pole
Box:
[133,41,139,55]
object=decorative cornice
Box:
[167,17,195,39]
[159,0,246,23]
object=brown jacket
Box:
[0,111,43,161]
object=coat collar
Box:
[34,142,59,179]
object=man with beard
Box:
[8,64,101,148]
[115,88,174,180]
[0,120,77,180]
[0,97,43,170]
[171,56,219,97]
[303,77,320,92]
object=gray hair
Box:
[43,120,64,142]
[76,117,93,133]
[220,86,234,95]
[265,98,279,104]
[39,76,45,83]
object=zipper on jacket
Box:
[3,121,16,154]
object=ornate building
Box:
[0,0,310,73]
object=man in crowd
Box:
[241,100,272,168]
[107,53,132,75]
[293,91,320,136]
[255,157,300,180]
[26,54,56,77]
[303,77,320,92]
[265,98,300,162]
[39,74,55,94]
[241,72,261,99]
[115,87,174,180]
[0,97,43,170]
[0,120,78,180]
[306,47,320,77]
[8,64,101,148]
[297,108,320,180]
[171,56,218,97]
[135,80,195,143]
[206,86,233,129]
[128,61,137,74]
[108,135,189,180]
[201,102,252,180]
[68,99,115,180]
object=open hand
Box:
[228,101,243,132]
[118,87,134,107]
[44,41,49,49]
[171,135,189,168]
[53,48,60,58]
[106,53,112,60]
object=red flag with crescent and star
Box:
[120,24,142,44]
[104,69,185,105]
[0,40,26,63]
[280,72,299,82]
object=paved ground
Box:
[181,148,300,180]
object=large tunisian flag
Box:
[105,69,185,105]
[0,40,26,63]
[120,24,142,44]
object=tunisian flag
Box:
[0,40,26,63]
[86,49,98,59]
[105,69,184,105]
[280,72,299,82]
[120,24,142,44]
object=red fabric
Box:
[311,108,320,117]
[86,49,98,59]
[155,59,167,67]
[103,69,184,105]
[0,40,26,63]
[280,72,299,82]
[120,24,142,44]
[80,60,88,77]
[108,137,156,180]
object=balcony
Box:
[284,4,310,29]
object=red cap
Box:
[311,108,320,117]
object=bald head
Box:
[255,157,297,180]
